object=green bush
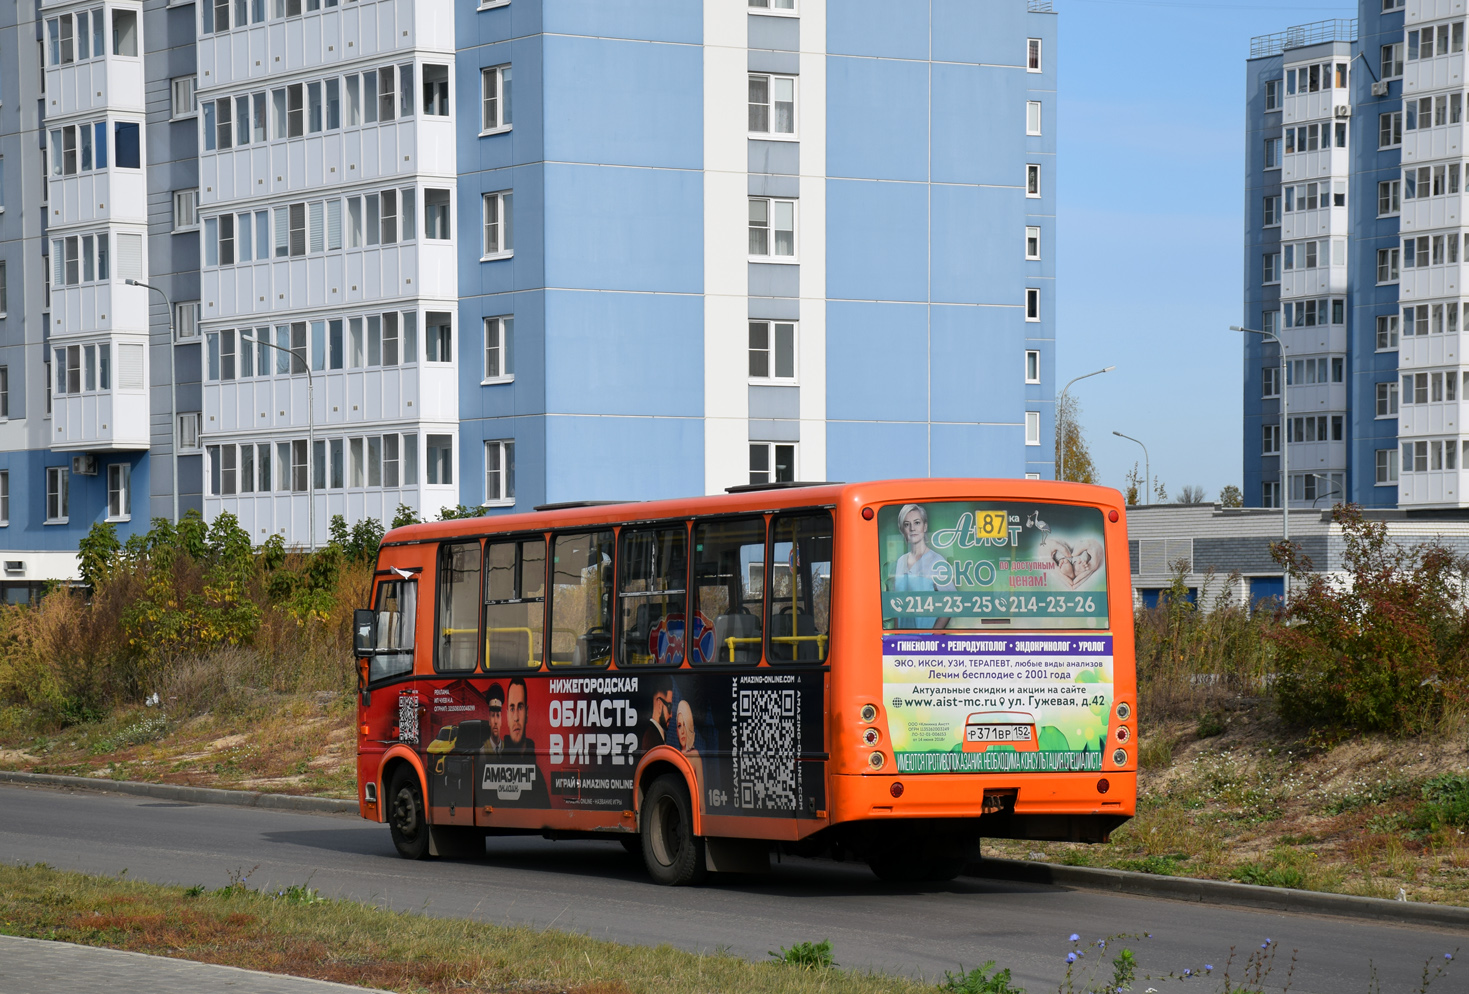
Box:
[769,939,835,970]
[1269,505,1469,736]
[943,961,1025,994]
[1412,774,1469,832]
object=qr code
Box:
[397,691,419,745]
[730,682,799,812]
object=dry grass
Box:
[0,863,932,994]
[986,705,1469,907]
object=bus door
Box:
[427,540,483,825]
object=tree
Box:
[1220,484,1243,508]
[1123,463,1143,506]
[1055,392,1098,484]
[1174,485,1208,504]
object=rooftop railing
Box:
[1250,19,1357,58]
[1027,0,1054,12]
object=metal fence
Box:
[1250,19,1357,59]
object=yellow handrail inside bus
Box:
[723,634,828,658]
[484,626,536,667]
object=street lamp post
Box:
[124,279,177,524]
[252,337,316,550]
[1056,365,1115,480]
[1309,473,1343,508]
[1232,324,1288,600]
[1112,430,1150,506]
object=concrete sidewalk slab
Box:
[0,935,375,994]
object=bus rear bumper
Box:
[829,771,1135,825]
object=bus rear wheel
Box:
[641,774,706,886]
[387,767,433,860]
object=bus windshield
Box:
[877,500,1108,630]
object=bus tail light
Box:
[1115,726,1130,743]
[868,751,885,770]
[860,703,878,723]
[1097,778,1110,794]
[890,781,904,798]
[1112,748,1128,767]
[1115,702,1131,721]
[862,727,881,747]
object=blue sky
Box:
[1056,0,1354,500]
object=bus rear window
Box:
[878,501,1107,630]
[769,512,832,662]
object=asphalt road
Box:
[0,784,1461,993]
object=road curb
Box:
[969,856,1469,930]
[0,769,359,815]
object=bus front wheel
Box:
[641,774,707,886]
[387,767,433,860]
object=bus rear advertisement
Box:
[353,479,1135,885]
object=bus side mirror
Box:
[353,609,376,656]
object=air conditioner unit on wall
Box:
[1334,104,1351,118]
[71,454,98,476]
[1371,81,1390,97]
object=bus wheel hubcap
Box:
[393,789,419,839]
[651,796,681,866]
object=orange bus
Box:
[352,479,1135,885]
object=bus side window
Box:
[769,512,833,663]
[549,531,614,668]
[617,525,689,666]
[370,578,417,683]
[436,541,482,672]
[691,516,764,664]
[484,537,546,670]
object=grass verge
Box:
[0,862,932,994]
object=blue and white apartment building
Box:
[1244,0,1469,511]
[0,0,1058,592]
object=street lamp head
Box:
[1100,365,1116,373]
[124,279,138,285]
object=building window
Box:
[1376,314,1399,350]
[1025,411,1041,445]
[1264,78,1282,110]
[45,466,68,523]
[1027,38,1041,72]
[1025,350,1040,384]
[1262,366,1279,398]
[1263,137,1281,168]
[424,189,451,239]
[1376,380,1400,416]
[1377,247,1400,283]
[0,366,7,417]
[174,189,199,230]
[1382,43,1404,79]
[1382,0,1404,10]
[1378,180,1401,216]
[484,316,513,382]
[427,435,453,485]
[1025,226,1041,259]
[1263,195,1280,226]
[171,76,197,118]
[1261,480,1280,508]
[1025,164,1041,197]
[485,440,515,504]
[176,301,200,340]
[749,0,796,9]
[749,74,795,135]
[1026,100,1041,135]
[107,463,131,520]
[1262,309,1280,336]
[749,198,795,258]
[749,443,795,485]
[1262,423,1281,455]
[1402,440,1429,473]
[1263,252,1280,284]
[0,471,8,525]
[1376,448,1399,484]
[421,64,449,116]
[1025,288,1040,322]
[178,412,201,451]
[1379,111,1403,148]
[0,261,6,315]
[425,312,452,362]
[748,321,795,380]
[481,64,511,132]
[482,191,512,257]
